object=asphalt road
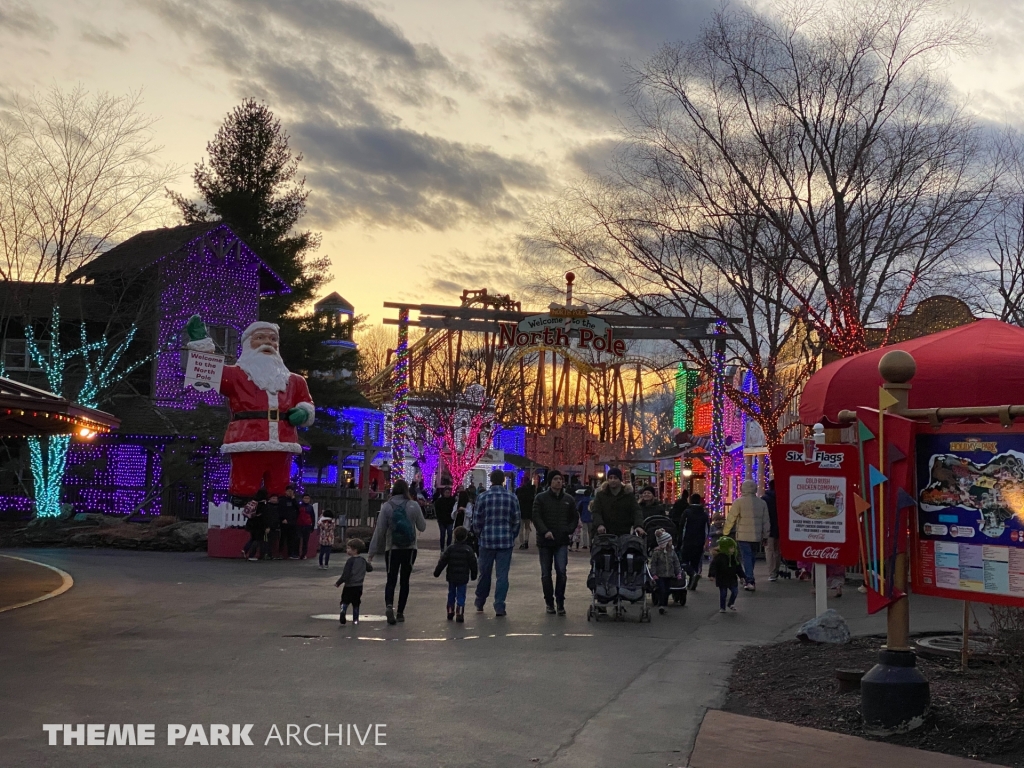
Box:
[0,545,965,768]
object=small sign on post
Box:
[185,350,225,392]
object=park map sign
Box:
[913,432,1024,606]
[498,307,627,357]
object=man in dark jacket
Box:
[515,475,537,549]
[280,486,300,559]
[590,467,643,537]
[532,470,580,615]
[762,480,781,582]
[676,493,710,590]
[263,495,282,560]
[433,486,457,550]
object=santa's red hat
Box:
[241,321,280,347]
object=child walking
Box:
[649,529,682,614]
[433,526,478,623]
[335,538,373,625]
[708,536,745,612]
[317,510,336,569]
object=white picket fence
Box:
[207,501,248,529]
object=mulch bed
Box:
[725,636,1024,766]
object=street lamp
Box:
[681,468,693,478]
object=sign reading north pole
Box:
[770,444,861,566]
[184,350,225,392]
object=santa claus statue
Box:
[185,315,315,502]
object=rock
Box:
[168,522,208,550]
[797,609,851,644]
[152,515,178,528]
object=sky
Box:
[0,0,1022,326]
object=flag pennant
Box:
[879,388,900,411]
[858,421,875,443]
[896,488,917,511]
[853,493,872,514]
[869,465,887,488]
[887,443,906,465]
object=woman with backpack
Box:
[368,478,427,625]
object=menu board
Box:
[914,432,1024,606]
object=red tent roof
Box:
[799,319,1024,426]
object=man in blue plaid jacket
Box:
[471,468,521,616]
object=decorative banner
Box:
[913,428,1024,608]
[771,444,861,566]
[184,350,224,391]
[498,312,626,357]
[855,407,916,614]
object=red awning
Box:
[799,319,1024,427]
[0,377,119,437]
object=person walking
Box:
[649,529,682,614]
[723,480,770,591]
[368,479,427,625]
[280,486,300,559]
[335,538,373,624]
[433,485,456,551]
[638,485,666,520]
[434,526,478,622]
[316,510,336,569]
[243,490,267,560]
[515,475,537,550]
[297,492,316,560]
[709,536,745,612]
[762,480,781,582]
[674,493,710,590]
[531,470,579,616]
[590,467,644,537]
[471,469,521,617]
[575,487,593,550]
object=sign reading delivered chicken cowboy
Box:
[913,432,1024,607]
[770,444,861,566]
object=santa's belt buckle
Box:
[268,409,280,421]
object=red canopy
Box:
[799,319,1024,427]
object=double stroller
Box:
[642,515,688,607]
[586,533,651,622]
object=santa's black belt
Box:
[233,409,280,421]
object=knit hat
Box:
[640,485,656,496]
[546,470,564,484]
[717,536,737,555]
[656,530,672,547]
[607,467,623,480]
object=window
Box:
[207,325,239,364]
[3,339,49,371]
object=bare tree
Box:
[628,0,994,357]
[0,86,175,284]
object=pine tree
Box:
[171,99,360,407]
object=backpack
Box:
[390,501,416,548]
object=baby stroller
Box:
[642,516,687,607]
[586,533,651,622]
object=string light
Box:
[391,308,410,479]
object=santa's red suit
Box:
[218,365,315,497]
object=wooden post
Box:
[961,600,970,672]
[815,563,828,617]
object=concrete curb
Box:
[0,553,74,613]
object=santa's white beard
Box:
[237,344,291,393]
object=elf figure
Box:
[185,315,314,502]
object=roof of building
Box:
[0,282,111,322]
[315,292,355,314]
[66,222,290,295]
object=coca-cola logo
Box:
[802,545,841,560]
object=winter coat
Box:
[297,502,314,528]
[649,546,682,579]
[245,507,266,536]
[335,555,373,588]
[638,500,667,521]
[369,496,427,554]
[590,482,642,536]
[433,494,457,527]
[724,481,770,543]
[532,489,580,548]
[762,489,779,539]
[317,517,336,547]
[279,496,299,526]
[677,504,710,553]
[434,542,479,585]
[263,501,281,530]
[577,495,592,523]
[515,485,536,521]
[709,551,746,589]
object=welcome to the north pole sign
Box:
[498,308,626,357]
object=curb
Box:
[0,554,74,614]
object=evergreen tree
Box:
[172,99,360,407]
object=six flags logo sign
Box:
[498,312,627,357]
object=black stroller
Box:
[586,533,651,622]
[642,515,687,606]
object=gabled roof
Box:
[66,222,291,295]
[0,376,119,436]
[315,291,355,314]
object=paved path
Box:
[0,546,967,768]
[690,711,993,768]
[0,553,72,613]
